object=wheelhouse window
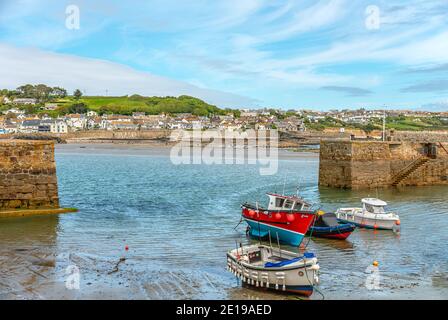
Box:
[365,204,386,214]
[293,202,302,210]
[275,198,285,208]
[284,199,294,209]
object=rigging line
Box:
[302,206,319,250]
[233,215,243,231]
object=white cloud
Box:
[0,44,258,107]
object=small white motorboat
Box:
[335,198,400,230]
[227,244,319,296]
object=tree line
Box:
[1,84,83,103]
[0,84,239,117]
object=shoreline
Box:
[55,143,320,159]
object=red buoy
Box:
[286,213,295,222]
[125,245,129,251]
[275,213,282,220]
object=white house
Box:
[3,108,26,116]
[13,98,37,105]
[50,121,68,134]
[86,110,98,118]
[44,103,58,110]
[18,120,41,133]
[100,119,112,130]
[65,114,87,130]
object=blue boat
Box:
[307,212,356,240]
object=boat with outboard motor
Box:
[241,193,317,246]
[335,198,400,230]
[307,212,356,240]
[227,243,319,296]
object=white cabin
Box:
[362,198,388,214]
[266,193,312,211]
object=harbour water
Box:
[0,144,447,299]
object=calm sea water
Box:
[0,144,447,299]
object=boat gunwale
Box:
[335,208,400,221]
[227,253,317,272]
[227,246,318,272]
[242,203,316,215]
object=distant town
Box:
[1,84,448,135]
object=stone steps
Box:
[392,158,430,186]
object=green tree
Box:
[69,102,88,114]
[73,89,83,100]
[51,87,67,98]
[35,84,53,102]
[16,84,35,97]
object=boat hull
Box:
[227,246,319,297]
[242,283,314,296]
[245,218,305,246]
[336,208,400,230]
[337,216,397,230]
[242,206,315,247]
[307,224,356,240]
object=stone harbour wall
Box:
[0,140,59,210]
[319,140,448,189]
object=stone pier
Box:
[319,140,448,189]
[0,140,75,217]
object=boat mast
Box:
[268,230,273,251]
[276,232,282,258]
[256,201,262,244]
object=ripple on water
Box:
[0,148,447,299]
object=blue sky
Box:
[0,0,448,110]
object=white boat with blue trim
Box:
[335,198,400,230]
[227,244,319,297]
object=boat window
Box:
[248,250,262,263]
[302,204,311,210]
[275,198,285,208]
[293,202,302,210]
[284,200,294,209]
[373,206,385,213]
[365,204,386,213]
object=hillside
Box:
[55,95,233,116]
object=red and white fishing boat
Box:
[241,193,317,246]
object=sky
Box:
[0,0,447,110]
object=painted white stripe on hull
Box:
[245,218,305,236]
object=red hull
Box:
[316,232,352,240]
[241,206,315,236]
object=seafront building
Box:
[1,101,448,136]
